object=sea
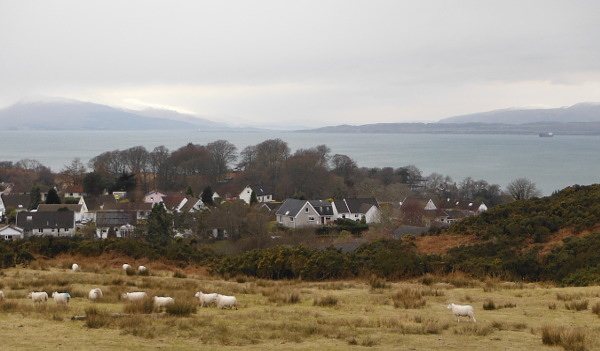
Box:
[1,130,598,196]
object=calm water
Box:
[1,130,598,195]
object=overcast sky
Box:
[1,1,599,129]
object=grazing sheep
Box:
[137,265,148,274]
[195,291,219,307]
[52,292,71,305]
[0,290,5,300]
[122,264,131,271]
[216,294,238,310]
[153,296,175,310]
[88,288,103,301]
[27,291,48,304]
[72,263,79,272]
[122,291,147,302]
[447,303,476,323]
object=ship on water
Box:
[539,132,554,137]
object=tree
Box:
[331,154,357,182]
[29,185,42,210]
[250,190,258,205]
[506,178,541,200]
[112,172,137,193]
[146,203,173,245]
[206,140,237,182]
[201,186,214,206]
[83,172,108,197]
[59,158,87,187]
[185,186,194,197]
[45,188,61,204]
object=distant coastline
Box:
[298,122,600,135]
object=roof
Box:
[276,198,307,217]
[249,185,272,196]
[1,194,30,210]
[437,199,485,211]
[308,200,334,216]
[64,185,84,193]
[103,202,153,212]
[255,202,282,212]
[161,195,187,210]
[16,211,75,230]
[37,204,83,212]
[82,195,118,211]
[180,197,203,212]
[334,198,379,214]
[95,210,137,227]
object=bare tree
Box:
[506,178,541,200]
[59,157,87,187]
[206,140,237,182]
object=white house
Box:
[332,198,381,223]
[239,185,273,204]
[0,225,24,240]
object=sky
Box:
[1,0,599,129]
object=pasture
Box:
[1,259,600,351]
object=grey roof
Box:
[82,195,118,211]
[275,198,307,217]
[334,198,379,214]
[308,200,334,216]
[250,185,272,196]
[1,194,30,210]
[103,202,153,211]
[16,211,75,230]
[37,204,83,212]
[95,210,137,227]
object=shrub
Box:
[314,295,338,307]
[564,300,588,311]
[123,297,155,314]
[392,287,426,309]
[541,325,587,351]
[166,299,197,316]
[483,299,496,310]
[172,271,187,279]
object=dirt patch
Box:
[414,234,481,255]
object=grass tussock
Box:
[392,287,427,309]
[368,275,390,290]
[173,271,187,279]
[541,325,587,351]
[483,299,517,310]
[453,323,494,336]
[85,307,112,329]
[165,299,197,316]
[313,295,338,307]
[123,296,155,314]
[265,288,301,305]
[565,300,589,311]
[591,302,600,316]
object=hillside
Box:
[0,100,224,131]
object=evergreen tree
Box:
[185,185,194,197]
[201,186,214,206]
[29,185,42,210]
[45,188,61,204]
[146,203,173,245]
[250,190,258,205]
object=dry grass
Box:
[1,263,600,350]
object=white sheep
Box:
[122,263,131,271]
[0,290,5,300]
[122,291,148,302]
[195,291,219,307]
[88,288,103,301]
[447,303,476,323]
[137,265,148,274]
[27,291,48,304]
[216,294,238,310]
[72,263,79,272]
[153,296,175,310]
[52,292,71,305]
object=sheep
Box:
[194,291,219,307]
[137,265,148,274]
[153,296,175,310]
[216,294,238,310]
[27,291,48,304]
[122,291,147,302]
[71,263,79,272]
[122,263,131,271]
[52,292,71,305]
[447,303,476,323]
[0,290,5,300]
[88,288,103,301]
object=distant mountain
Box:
[133,108,229,130]
[300,102,600,135]
[438,102,600,124]
[0,100,225,131]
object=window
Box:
[38,228,43,233]
[51,228,55,232]
[305,208,309,212]
[290,217,294,221]
[308,216,315,221]
[277,216,282,223]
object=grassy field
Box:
[1,259,600,351]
